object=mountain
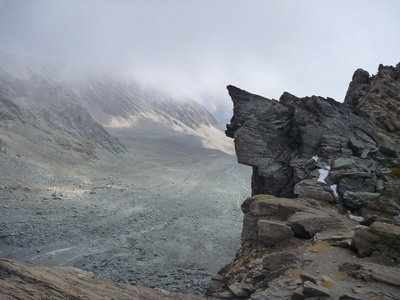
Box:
[0,52,126,162]
[0,51,234,164]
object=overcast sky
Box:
[0,0,399,122]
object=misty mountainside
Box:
[0,51,233,164]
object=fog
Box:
[0,0,399,122]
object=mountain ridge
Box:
[0,51,234,160]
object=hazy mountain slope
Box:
[76,79,234,154]
[0,51,234,156]
[0,74,126,163]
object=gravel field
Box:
[0,129,251,294]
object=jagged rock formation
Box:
[0,258,207,300]
[344,63,400,140]
[225,74,400,216]
[206,63,400,299]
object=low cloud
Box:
[0,0,399,122]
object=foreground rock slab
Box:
[0,258,208,300]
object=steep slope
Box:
[0,54,126,163]
[76,79,234,154]
[0,51,234,156]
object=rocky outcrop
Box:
[0,258,206,300]
[344,63,400,140]
[207,63,400,299]
[225,69,400,216]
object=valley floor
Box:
[0,129,251,295]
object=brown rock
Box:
[287,212,343,239]
[228,282,250,297]
[0,258,206,300]
[353,222,400,260]
[342,191,380,210]
[340,262,400,287]
[256,220,294,247]
[294,179,336,204]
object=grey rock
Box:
[353,222,400,260]
[294,179,336,204]
[340,261,400,287]
[332,158,356,170]
[302,281,331,297]
[226,62,400,214]
[299,273,318,284]
[228,282,250,297]
[342,191,380,210]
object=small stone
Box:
[291,291,305,300]
[228,282,250,297]
[299,273,318,284]
[320,275,332,288]
[332,158,356,169]
[339,293,362,300]
[303,281,331,297]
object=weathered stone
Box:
[332,158,356,170]
[0,259,206,300]
[353,222,400,260]
[302,281,331,297]
[228,282,250,297]
[241,196,346,245]
[299,273,318,284]
[294,179,336,204]
[340,262,400,287]
[345,63,400,142]
[290,291,305,300]
[262,252,298,281]
[342,191,380,210]
[320,275,332,288]
[337,172,377,195]
[256,220,294,247]
[287,212,343,239]
[339,293,362,300]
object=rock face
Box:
[225,67,400,215]
[207,63,400,299]
[344,63,400,139]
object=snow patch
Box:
[311,155,319,162]
[317,166,330,184]
[330,184,338,198]
[349,215,364,222]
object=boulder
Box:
[353,222,400,261]
[294,179,336,204]
[342,191,380,210]
[256,220,293,247]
